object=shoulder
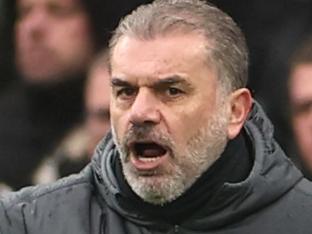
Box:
[2,166,92,205]
[262,178,312,232]
[254,178,312,224]
[289,178,312,204]
[0,167,99,233]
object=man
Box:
[0,0,103,190]
[32,50,111,184]
[1,0,312,233]
[0,0,150,189]
[288,36,312,179]
[14,0,96,84]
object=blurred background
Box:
[0,0,312,191]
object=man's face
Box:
[15,0,95,83]
[110,33,231,204]
[290,64,312,170]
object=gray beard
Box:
[112,101,229,205]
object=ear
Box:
[227,88,252,139]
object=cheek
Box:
[169,104,215,144]
[70,19,93,44]
[14,24,26,50]
[293,117,308,134]
[293,118,311,146]
[110,108,129,138]
[51,18,94,55]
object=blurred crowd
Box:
[1,0,312,191]
[0,0,153,191]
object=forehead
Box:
[111,33,214,82]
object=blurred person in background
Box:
[210,0,312,159]
[0,0,152,190]
[288,36,312,179]
[84,50,111,157]
[14,0,96,85]
[33,50,111,184]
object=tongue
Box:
[138,143,166,157]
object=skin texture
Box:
[110,33,252,204]
[85,61,111,157]
[289,64,312,171]
[15,0,95,83]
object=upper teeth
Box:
[138,156,162,162]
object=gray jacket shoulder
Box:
[0,166,100,234]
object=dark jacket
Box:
[1,102,312,234]
[0,80,85,189]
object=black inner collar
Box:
[114,131,253,224]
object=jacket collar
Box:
[91,100,303,230]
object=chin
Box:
[124,166,187,204]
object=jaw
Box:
[122,158,188,205]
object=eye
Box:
[167,87,184,97]
[116,87,137,100]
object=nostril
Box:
[130,119,157,126]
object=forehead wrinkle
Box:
[111,34,217,91]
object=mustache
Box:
[125,124,154,140]
[122,124,174,150]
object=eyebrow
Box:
[111,78,133,87]
[156,76,186,85]
[110,75,191,88]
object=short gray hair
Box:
[109,0,248,92]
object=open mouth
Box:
[133,142,167,157]
[128,141,169,170]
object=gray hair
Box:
[109,0,248,92]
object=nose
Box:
[129,88,161,126]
